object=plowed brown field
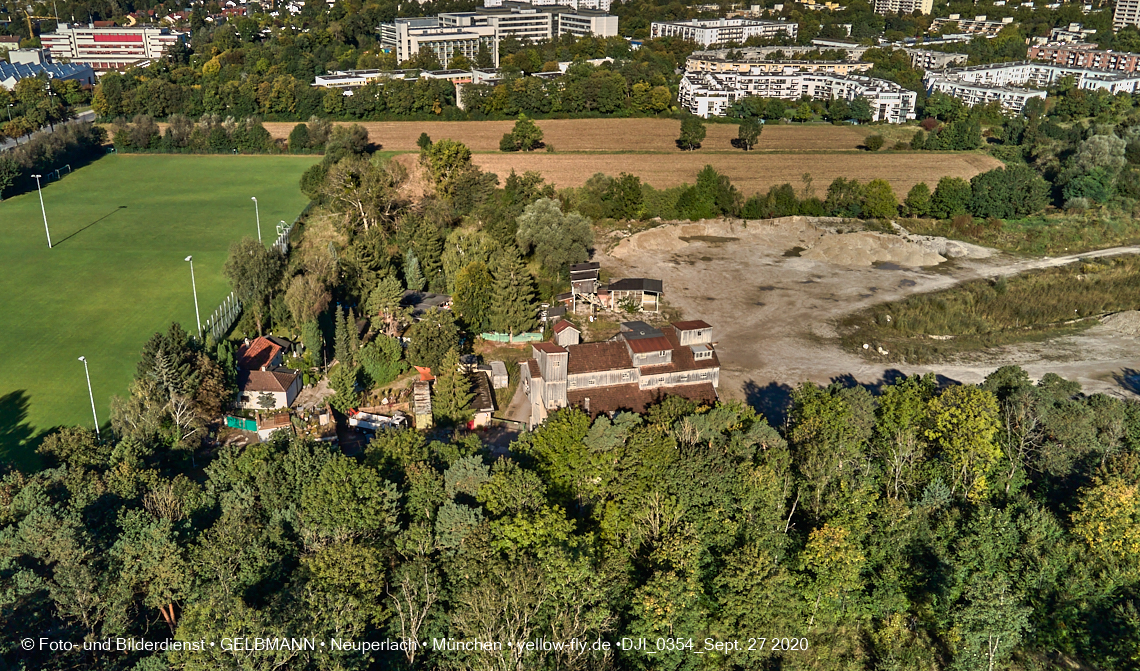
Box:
[395,151,1002,198]
[262,119,872,153]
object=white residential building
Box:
[649,18,798,46]
[678,66,917,122]
[873,0,933,16]
[485,0,612,11]
[924,61,1140,112]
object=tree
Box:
[405,308,460,372]
[416,132,432,150]
[500,114,544,152]
[793,103,814,123]
[287,122,310,153]
[865,134,885,151]
[849,97,873,123]
[677,114,706,151]
[359,334,405,387]
[930,176,972,219]
[737,117,762,151]
[489,247,538,338]
[925,385,1001,501]
[284,274,330,327]
[905,182,931,217]
[367,274,409,337]
[515,198,593,276]
[327,362,361,412]
[404,250,426,291]
[0,155,18,199]
[422,139,474,197]
[453,261,494,333]
[432,348,475,425]
[969,166,1050,219]
[862,178,898,219]
[223,237,284,336]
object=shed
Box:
[467,371,496,428]
[413,380,433,430]
[488,361,509,389]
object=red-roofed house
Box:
[519,320,719,427]
[237,336,287,371]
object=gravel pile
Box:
[1099,311,1140,336]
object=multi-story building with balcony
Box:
[649,18,798,47]
[678,66,917,122]
[39,23,185,71]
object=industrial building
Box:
[648,18,798,47]
[39,23,185,71]
[679,66,917,122]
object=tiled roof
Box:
[639,326,719,375]
[467,372,495,412]
[567,382,717,417]
[672,320,712,331]
[553,320,578,334]
[526,359,541,378]
[239,369,298,393]
[566,341,632,374]
[533,342,567,354]
[624,335,673,354]
[237,336,284,371]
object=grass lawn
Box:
[0,154,316,470]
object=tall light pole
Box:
[185,255,202,340]
[78,356,100,438]
[251,196,262,242]
[33,174,51,248]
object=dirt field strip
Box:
[456,152,1002,198]
[598,216,1140,407]
[262,119,873,153]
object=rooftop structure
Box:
[520,321,720,427]
[680,67,917,122]
[39,23,185,71]
[649,18,797,47]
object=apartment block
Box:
[925,61,1140,112]
[39,23,185,71]
[649,18,798,47]
[679,66,917,122]
[1028,42,1140,74]
[873,0,933,16]
[685,55,873,75]
[929,14,1015,37]
[1115,0,1140,32]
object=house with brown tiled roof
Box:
[519,320,719,427]
[237,336,286,371]
[237,368,302,410]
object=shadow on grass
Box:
[52,205,127,247]
[0,390,46,472]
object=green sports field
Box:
[0,154,316,469]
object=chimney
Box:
[261,366,267,372]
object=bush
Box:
[865,134,885,152]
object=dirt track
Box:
[598,217,1140,416]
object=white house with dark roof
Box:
[520,320,719,427]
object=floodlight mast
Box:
[251,196,262,242]
[33,174,51,248]
[78,356,100,438]
[186,256,202,340]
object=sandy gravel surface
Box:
[600,216,1140,415]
